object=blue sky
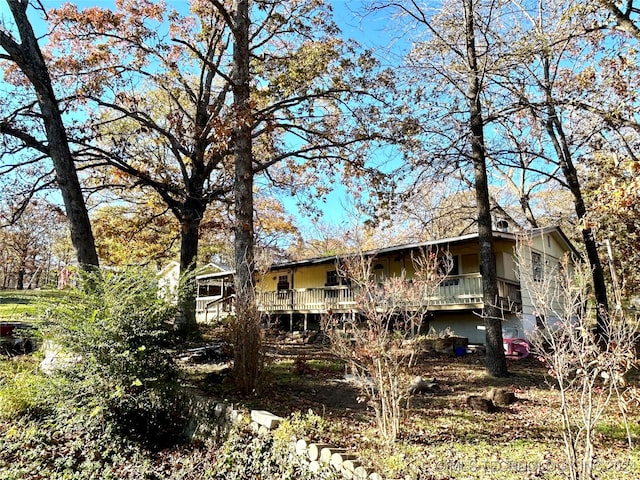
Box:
[0,0,405,237]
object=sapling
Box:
[323,249,451,442]
[518,245,638,480]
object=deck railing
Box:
[253,274,521,313]
[196,274,522,319]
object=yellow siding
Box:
[293,264,333,289]
[461,253,479,274]
[259,232,573,295]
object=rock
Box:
[342,459,362,479]
[229,410,244,425]
[250,410,284,430]
[320,447,347,464]
[307,443,331,462]
[342,459,361,472]
[354,466,371,480]
[466,395,497,413]
[295,438,308,456]
[330,451,357,470]
[39,340,82,375]
[214,402,228,418]
[487,387,517,406]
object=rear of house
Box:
[194,226,579,345]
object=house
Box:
[158,261,234,313]
[195,226,579,344]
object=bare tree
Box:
[323,249,451,442]
[517,242,638,480]
[461,0,508,376]
[370,0,509,375]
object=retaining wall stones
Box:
[212,401,384,479]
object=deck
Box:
[195,274,521,320]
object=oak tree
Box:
[373,0,509,376]
[0,0,99,269]
[46,0,394,333]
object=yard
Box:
[1,289,639,479]
[183,328,640,479]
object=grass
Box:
[0,289,68,320]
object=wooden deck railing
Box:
[196,274,522,319]
[252,275,521,314]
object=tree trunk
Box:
[541,57,609,337]
[463,0,508,377]
[231,0,262,394]
[16,268,25,290]
[176,206,203,332]
[1,1,99,269]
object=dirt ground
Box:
[181,331,640,479]
[186,331,550,423]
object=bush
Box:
[42,267,189,448]
[0,356,59,419]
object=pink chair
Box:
[503,338,530,359]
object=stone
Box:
[295,438,308,456]
[250,410,284,430]
[320,446,347,464]
[408,376,438,394]
[342,459,361,472]
[39,340,82,375]
[308,443,331,461]
[342,459,363,478]
[230,410,244,425]
[330,451,357,470]
[214,402,227,418]
[354,466,371,480]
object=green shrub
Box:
[42,267,189,448]
[0,356,59,418]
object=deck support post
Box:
[303,313,308,332]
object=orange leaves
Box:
[49,5,123,35]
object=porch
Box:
[255,274,521,314]
[195,274,521,323]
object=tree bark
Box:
[176,203,204,331]
[541,57,609,337]
[463,0,508,377]
[0,1,99,269]
[231,0,262,394]
[16,267,25,290]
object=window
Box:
[277,275,289,291]
[440,255,459,286]
[326,270,339,286]
[532,252,543,281]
